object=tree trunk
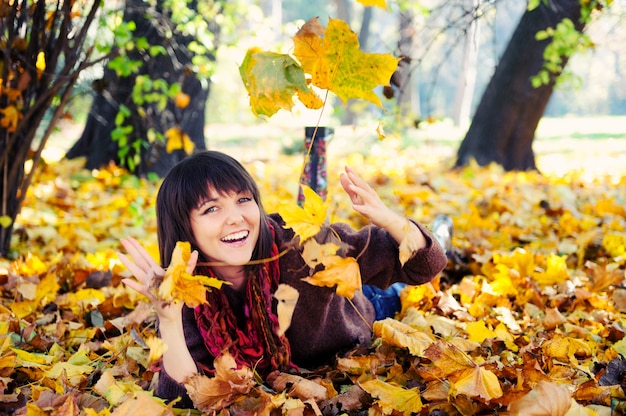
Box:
[455,0,584,171]
[67,0,217,177]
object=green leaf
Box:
[0,215,12,228]
[239,49,320,117]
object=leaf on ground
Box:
[267,371,328,402]
[449,366,503,401]
[303,255,361,299]
[373,318,435,356]
[359,379,422,416]
[508,381,573,416]
[185,353,255,413]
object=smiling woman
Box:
[117,150,447,410]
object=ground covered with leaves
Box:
[1,149,626,416]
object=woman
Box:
[119,151,447,407]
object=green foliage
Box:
[530,0,608,88]
[98,1,227,173]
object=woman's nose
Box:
[225,208,244,224]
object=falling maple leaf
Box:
[239,48,322,117]
[278,185,328,243]
[158,241,225,307]
[303,255,362,299]
[293,17,398,107]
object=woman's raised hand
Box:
[339,166,427,249]
[118,237,198,322]
[339,166,395,228]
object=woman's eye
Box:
[202,206,217,214]
[239,196,252,203]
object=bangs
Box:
[161,151,260,216]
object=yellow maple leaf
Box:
[293,17,398,107]
[532,253,570,287]
[0,104,22,132]
[420,342,475,380]
[373,318,435,356]
[465,320,496,343]
[359,379,422,416]
[158,241,225,307]
[185,353,255,413]
[164,126,194,154]
[278,185,328,243]
[303,255,361,299]
[450,366,503,401]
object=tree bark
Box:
[455,0,584,171]
[67,0,217,177]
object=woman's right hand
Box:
[118,237,198,322]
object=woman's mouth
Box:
[221,230,249,244]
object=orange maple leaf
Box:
[158,241,225,307]
[303,255,361,299]
[0,105,22,132]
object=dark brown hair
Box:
[156,151,273,275]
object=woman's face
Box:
[190,186,261,276]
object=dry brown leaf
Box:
[185,353,255,413]
[508,381,572,416]
[267,371,328,402]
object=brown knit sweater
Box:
[156,213,447,407]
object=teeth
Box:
[222,231,248,242]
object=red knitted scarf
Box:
[193,223,293,377]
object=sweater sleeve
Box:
[154,305,215,408]
[331,219,447,288]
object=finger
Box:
[344,166,371,190]
[117,252,150,285]
[121,237,164,276]
[122,278,155,301]
[187,250,198,275]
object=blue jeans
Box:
[362,282,406,321]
